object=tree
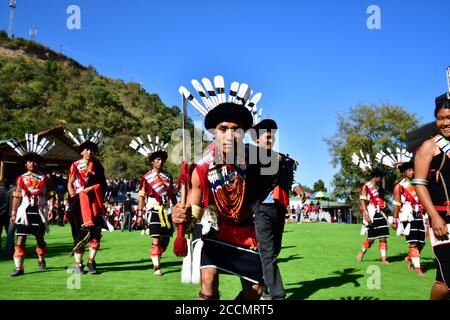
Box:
[301,185,314,194]
[313,179,327,192]
[324,104,419,213]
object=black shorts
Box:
[201,236,264,285]
[403,219,426,244]
[147,208,173,238]
[16,206,45,236]
[367,212,389,239]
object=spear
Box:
[173,94,190,258]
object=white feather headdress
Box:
[64,128,107,149]
[129,134,169,158]
[351,150,373,173]
[375,148,412,169]
[7,133,54,157]
[179,75,263,126]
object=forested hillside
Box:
[0,30,196,178]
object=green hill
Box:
[0,30,195,178]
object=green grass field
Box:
[0,222,436,300]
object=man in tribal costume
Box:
[65,129,108,274]
[392,161,427,276]
[130,135,177,276]
[7,133,55,276]
[376,149,427,275]
[353,151,390,264]
[172,75,268,300]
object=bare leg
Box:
[151,237,162,275]
[379,238,390,264]
[235,279,263,300]
[12,235,26,275]
[356,239,374,262]
[430,282,450,300]
[199,267,220,300]
[409,244,424,276]
[35,234,47,271]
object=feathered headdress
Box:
[351,150,373,173]
[64,128,107,153]
[179,75,262,130]
[7,133,55,163]
[352,150,386,178]
[375,148,412,169]
[129,134,169,162]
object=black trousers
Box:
[254,203,286,300]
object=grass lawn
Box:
[0,222,436,300]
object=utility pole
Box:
[29,25,37,41]
[8,0,16,38]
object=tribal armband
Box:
[392,200,402,207]
[192,204,204,221]
[359,195,367,200]
[138,190,147,197]
[412,179,428,186]
[13,191,22,198]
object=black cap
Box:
[78,140,98,153]
[254,119,278,131]
[149,150,168,162]
[398,161,414,173]
[204,102,253,131]
[251,119,278,141]
[21,152,43,164]
[370,167,386,178]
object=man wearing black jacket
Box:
[250,119,303,300]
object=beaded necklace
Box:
[207,156,246,222]
[435,134,450,158]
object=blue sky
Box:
[1,0,450,190]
